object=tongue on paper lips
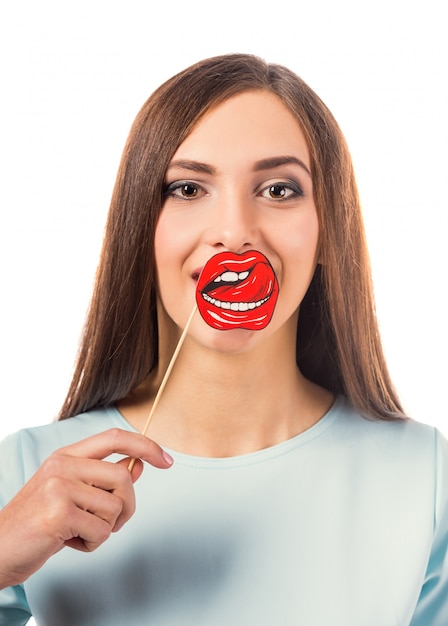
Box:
[196,250,279,330]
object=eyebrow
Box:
[167,155,311,178]
[167,160,215,175]
[253,156,311,178]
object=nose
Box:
[204,191,260,253]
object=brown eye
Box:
[164,180,204,200]
[268,184,288,199]
[180,183,198,198]
[259,181,304,201]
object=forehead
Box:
[171,90,310,168]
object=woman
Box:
[0,53,446,625]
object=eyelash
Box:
[163,180,205,200]
[163,180,304,202]
[259,181,304,201]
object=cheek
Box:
[154,216,180,304]
[276,214,320,301]
[275,211,320,268]
[154,220,169,271]
[155,209,200,262]
[154,213,185,279]
[154,212,197,311]
[299,214,320,264]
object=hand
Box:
[0,428,173,589]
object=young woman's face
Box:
[155,90,319,353]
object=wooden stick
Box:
[128,304,197,471]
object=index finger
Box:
[55,428,173,469]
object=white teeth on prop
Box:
[214,270,250,283]
[203,293,269,310]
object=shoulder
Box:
[334,400,448,624]
[333,397,448,518]
[333,396,443,455]
[0,406,124,503]
[1,406,122,457]
[318,399,448,568]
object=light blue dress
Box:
[0,396,447,625]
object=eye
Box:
[259,181,304,201]
[163,180,204,200]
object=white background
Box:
[0,2,446,622]
[1,0,447,448]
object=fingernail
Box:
[162,450,174,466]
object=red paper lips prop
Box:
[196,250,279,331]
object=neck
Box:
[119,325,334,457]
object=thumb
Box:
[117,457,144,483]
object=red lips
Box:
[196,250,279,330]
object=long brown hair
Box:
[58,53,404,421]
